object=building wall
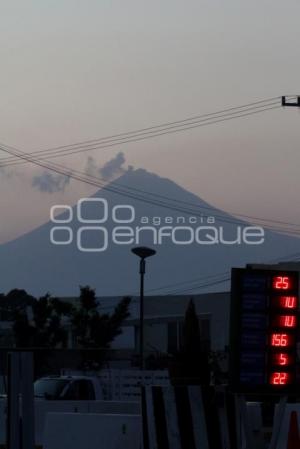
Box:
[142,293,230,352]
[105,292,230,354]
[144,323,168,353]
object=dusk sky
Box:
[0,0,300,243]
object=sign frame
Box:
[229,267,299,395]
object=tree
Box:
[13,294,71,348]
[0,289,35,321]
[11,286,131,373]
[71,286,131,369]
[13,294,73,375]
[170,299,210,385]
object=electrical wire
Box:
[0,98,295,232]
[0,96,299,236]
[1,135,300,236]
[157,250,300,296]
[98,249,300,304]
[0,99,280,167]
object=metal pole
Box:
[21,352,35,449]
[7,353,21,449]
[140,258,145,370]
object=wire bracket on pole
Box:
[281,96,300,107]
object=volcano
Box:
[0,168,299,296]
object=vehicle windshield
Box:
[34,379,69,399]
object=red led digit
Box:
[270,333,294,347]
[279,353,288,366]
[271,296,298,309]
[273,276,291,290]
[281,296,298,309]
[282,315,296,328]
[271,353,294,366]
[272,315,297,328]
[271,333,287,347]
[269,372,290,385]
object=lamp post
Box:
[131,246,156,370]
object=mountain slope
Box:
[0,169,299,296]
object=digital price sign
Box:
[229,268,299,394]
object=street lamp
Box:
[131,246,156,370]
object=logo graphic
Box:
[50,198,265,252]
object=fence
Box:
[62,369,170,401]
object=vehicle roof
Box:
[36,376,96,381]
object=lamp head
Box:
[131,246,156,259]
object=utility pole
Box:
[7,352,34,449]
[281,96,300,107]
[131,246,156,370]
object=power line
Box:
[2,141,299,235]
[0,97,299,234]
[3,133,298,231]
[0,99,280,167]
[158,251,300,296]
[147,251,300,296]
[142,271,229,294]
[1,135,300,236]
[0,97,298,299]
[77,249,300,304]
[1,127,300,234]
[165,277,231,295]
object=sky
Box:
[0,0,300,243]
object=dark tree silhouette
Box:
[0,289,35,321]
[71,286,131,369]
[170,298,210,385]
[13,294,71,349]
[12,294,72,376]
[11,286,131,373]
